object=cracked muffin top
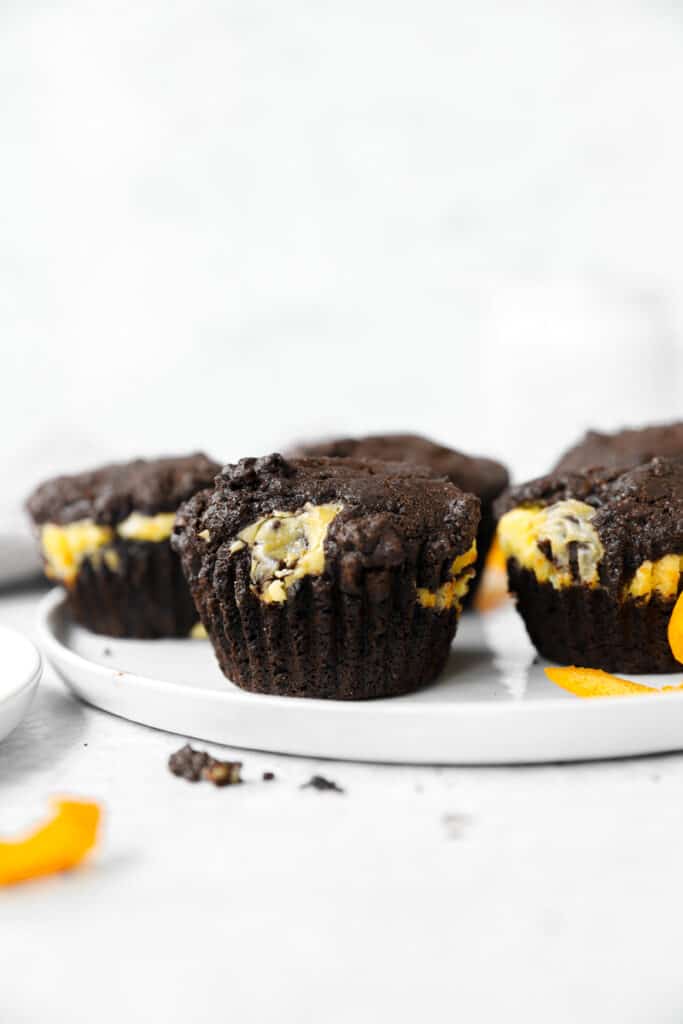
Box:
[290,433,508,505]
[172,453,480,596]
[27,454,220,526]
[496,457,683,594]
[554,421,683,473]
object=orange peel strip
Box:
[545,665,683,698]
[484,534,506,573]
[668,592,683,665]
[474,536,510,613]
[0,799,101,886]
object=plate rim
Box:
[0,622,42,705]
[36,588,683,764]
[36,586,683,717]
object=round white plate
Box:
[0,624,42,743]
[37,587,683,764]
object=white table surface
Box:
[2,583,683,1024]
[4,1,683,1019]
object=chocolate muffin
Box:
[554,421,683,472]
[172,453,480,699]
[289,433,508,604]
[27,454,220,638]
[496,457,683,673]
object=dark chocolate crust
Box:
[290,433,508,603]
[290,433,508,505]
[507,565,681,673]
[554,421,683,473]
[27,453,220,526]
[498,458,683,673]
[27,453,219,639]
[496,457,683,599]
[173,454,480,699]
[68,540,199,638]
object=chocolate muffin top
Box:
[554,421,683,473]
[27,453,221,526]
[497,457,683,590]
[173,453,480,593]
[290,434,508,505]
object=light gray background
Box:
[3,3,683,1022]
[3,1,683,518]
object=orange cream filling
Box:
[40,512,176,584]
[416,543,477,612]
[499,502,683,602]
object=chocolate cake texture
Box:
[290,433,507,603]
[497,458,683,672]
[173,453,480,699]
[27,454,220,638]
[554,421,683,473]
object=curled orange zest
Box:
[484,535,506,573]
[545,665,683,699]
[668,592,683,665]
[474,536,510,613]
[0,799,101,886]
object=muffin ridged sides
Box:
[185,544,462,700]
[508,563,681,674]
[68,540,198,638]
[173,453,479,699]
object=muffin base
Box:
[191,569,461,700]
[508,563,681,673]
[66,540,199,639]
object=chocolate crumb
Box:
[168,744,242,787]
[442,812,472,839]
[301,774,344,793]
[262,771,275,781]
[103,648,112,656]
[203,761,242,786]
